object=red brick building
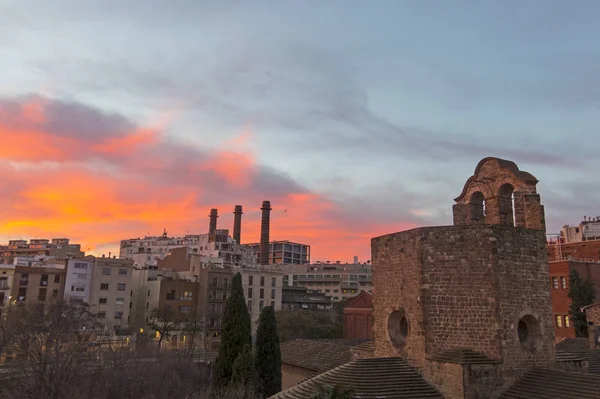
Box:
[550,260,600,339]
[548,239,600,262]
[343,290,373,340]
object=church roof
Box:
[426,348,500,364]
[498,368,600,399]
[280,339,368,373]
[271,357,443,399]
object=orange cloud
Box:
[0,95,410,262]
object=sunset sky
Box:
[1,1,599,262]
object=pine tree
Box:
[568,269,597,337]
[255,306,282,398]
[230,344,258,398]
[212,272,252,393]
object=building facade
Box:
[343,290,373,340]
[88,256,134,332]
[279,262,372,302]
[10,266,65,308]
[0,264,15,318]
[1,238,84,264]
[239,268,284,334]
[243,240,310,265]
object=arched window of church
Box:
[498,184,515,226]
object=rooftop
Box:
[280,339,368,374]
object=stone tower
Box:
[371,157,554,399]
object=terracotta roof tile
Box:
[426,348,500,364]
[499,368,600,399]
[280,339,368,373]
[271,357,443,399]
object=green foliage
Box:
[255,306,282,397]
[212,273,252,392]
[568,269,597,337]
[311,383,356,399]
[230,344,257,398]
[276,309,343,342]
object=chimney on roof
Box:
[259,200,272,266]
[209,208,218,235]
[233,205,243,244]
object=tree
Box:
[180,310,206,352]
[230,344,258,398]
[212,272,252,392]
[568,269,597,337]
[276,310,343,342]
[255,306,282,398]
[148,305,179,353]
[311,383,355,399]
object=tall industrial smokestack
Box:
[233,205,243,244]
[259,200,271,265]
[209,208,218,235]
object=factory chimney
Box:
[233,205,243,244]
[259,200,272,265]
[209,208,218,235]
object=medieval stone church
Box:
[272,158,600,399]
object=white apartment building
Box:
[238,267,284,335]
[66,256,134,333]
[120,229,256,269]
[561,216,600,243]
[275,261,372,302]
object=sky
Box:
[1,0,599,262]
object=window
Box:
[565,315,570,328]
[99,298,108,304]
[333,289,339,293]
[52,289,58,298]
[147,290,150,297]
[179,306,191,313]
[180,291,193,301]
[260,289,264,299]
[260,276,265,286]
[114,311,123,319]
[119,269,128,276]
[552,277,558,289]
[247,300,252,311]
[17,287,26,301]
[166,290,176,300]
[102,268,111,276]
[97,312,106,319]
[259,300,264,311]
[212,277,218,287]
[209,318,216,328]
[75,287,84,292]
[116,297,125,305]
[271,277,276,287]
[224,278,228,288]
[0,277,7,289]
[561,277,567,289]
[19,273,29,286]
[556,315,563,328]
[222,291,227,301]
[38,288,47,301]
[248,276,253,285]
[117,283,126,291]
[271,289,276,300]
[248,288,253,298]
[100,283,109,290]
[388,309,409,348]
[74,262,87,269]
[54,275,60,283]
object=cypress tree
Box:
[255,306,282,398]
[568,269,597,337]
[212,272,252,393]
[231,344,258,398]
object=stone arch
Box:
[498,183,515,226]
[469,191,486,223]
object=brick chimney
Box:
[259,201,271,265]
[233,205,243,244]
[209,208,218,235]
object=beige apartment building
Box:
[1,238,84,264]
[88,256,134,332]
[10,266,65,308]
[0,265,16,318]
[239,267,283,334]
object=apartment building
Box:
[243,240,310,265]
[239,267,283,334]
[0,264,15,318]
[1,238,84,264]
[10,266,65,308]
[88,256,134,332]
[278,262,372,302]
[64,257,94,303]
[120,229,256,269]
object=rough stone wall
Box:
[422,361,464,399]
[371,229,426,368]
[586,305,600,349]
[494,226,555,370]
[420,225,501,360]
